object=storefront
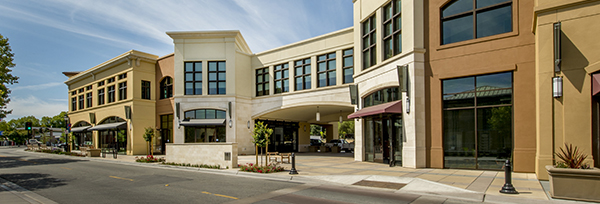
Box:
[257,120,299,153]
[71,121,92,150]
[89,117,128,155]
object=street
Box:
[0,147,436,204]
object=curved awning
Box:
[347,100,402,119]
[180,119,225,126]
[88,122,127,131]
[71,126,91,133]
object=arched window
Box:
[441,0,512,45]
[184,109,226,120]
[160,77,173,99]
[363,86,400,107]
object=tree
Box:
[0,34,19,119]
[143,127,154,155]
[251,121,272,165]
[338,121,355,139]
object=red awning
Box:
[593,73,600,96]
[347,100,403,119]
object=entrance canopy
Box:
[348,100,402,119]
[180,119,225,126]
[88,122,127,131]
[71,126,91,133]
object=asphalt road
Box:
[0,147,444,204]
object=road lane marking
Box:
[202,191,238,200]
[109,176,134,181]
[61,167,72,170]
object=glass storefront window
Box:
[442,72,512,170]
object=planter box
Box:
[546,165,600,202]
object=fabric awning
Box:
[179,119,226,126]
[593,73,600,96]
[88,122,127,131]
[348,100,403,119]
[70,126,91,133]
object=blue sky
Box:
[0,0,353,121]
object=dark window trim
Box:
[98,88,105,105]
[274,63,289,94]
[86,92,92,108]
[294,58,311,91]
[440,0,513,45]
[185,62,202,95]
[256,67,269,96]
[208,61,226,95]
[362,15,377,69]
[108,85,115,103]
[141,80,151,100]
[343,48,354,84]
[78,95,84,110]
[118,82,127,100]
[160,77,173,99]
[383,0,402,60]
[71,97,77,111]
[317,52,336,88]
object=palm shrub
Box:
[555,143,590,169]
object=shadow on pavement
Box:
[0,173,67,191]
[0,155,87,169]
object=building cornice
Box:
[166,30,252,55]
[532,0,595,33]
[255,27,354,56]
[64,50,159,85]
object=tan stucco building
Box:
[534,0,600,179]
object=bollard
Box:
[289,152,298,174]
[499,160,518,194]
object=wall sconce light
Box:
[228,119,233,128]
[247,121,250,129]
[339,110,343,123]
[553,76,563,98]
[316,106,320,122]
[304,125,307,132]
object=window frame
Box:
[141,80,151,100]
[362,15,377,69]
[118,82,127,100]
[317,52,336,88]
[294,58,311,91]
[440,0,513,45]
[208,61,226,95]
[184,62,202,95]
[383,0,402,60]
[98,88,105,105]
[274,63,289,94]
[71,97,77,111]
[78,95,84,110]
[86,92,92,108]
[343,48,354,84]
[160,77,173,99]
[256,67,269,96]
[108,85,115,103]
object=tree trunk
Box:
[255,145,258,165]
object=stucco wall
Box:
[166,143,238,169]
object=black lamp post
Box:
[64,114,70,152]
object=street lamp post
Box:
[64,114,70,152]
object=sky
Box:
[0,0,354,121]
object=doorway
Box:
[364,116,402,166]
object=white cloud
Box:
[11,82,63,91]
[4,95,67,121]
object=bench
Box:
[266,152,292,164]
[280,153,291,164]
[267,152,279,163]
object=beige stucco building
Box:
[533,0,600,179]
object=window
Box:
[294,58,311,91]
[86,85,92,91]
[118,82,127,100]
[78,88,84,93]
[317,52,336,87]
[363,87,400,107]
[160,77,173,99]
[274,63,289,93]
[71,91,76,96]
[343,48,354,84]
[118,73,127,80]
[86,92,92,108]
[185,62,202,95]
[108,85,115,103]
[441,0,512,45]
[442,72,512,170]
[98,81,105,87]
[141,80,151,100]
[362,15,376,69]
[98,88,105,105]
[107,77,115,83]
[78,95,84,110]
[256,68,269,96]
[383,0,402,59]
[184,109,227,120]
[71,97,77,111]
[208,61,226,95]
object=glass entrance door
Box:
[364,116,402,165]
